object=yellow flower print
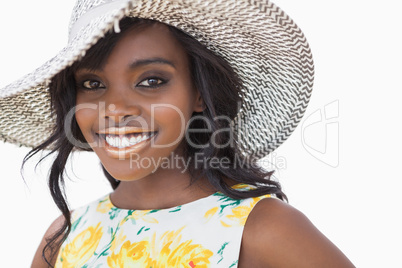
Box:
[146,227,185,262]
[221,195,270,227]
[203,184,255,223]
[110,231,127,253]
[96,196,114,213]
[155,227,185,253]
[125,210,159,224]
[162,240,213,268]
[150,228,213,267]
[107,240,152,268]
[107,228,213,268]
[203,207,219,223]
[56,222,103,267]
[231,183,251,190]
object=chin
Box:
[103,162,157,182]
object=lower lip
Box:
[100,133,157,159]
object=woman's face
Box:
[74,23,203,181]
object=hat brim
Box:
[0,0,314,159]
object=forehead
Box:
[102,22,188,70]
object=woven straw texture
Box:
[0,0,314,159]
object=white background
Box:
[0,0,401,267]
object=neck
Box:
[110,166,215,210]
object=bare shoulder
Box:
[31,215,65,268]
[239,198,355,268]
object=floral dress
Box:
[55,184,272,267]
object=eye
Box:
[137,77,165,88]
[81,79,106,90]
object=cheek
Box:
[74,106,98,141]
[152,103,193,144]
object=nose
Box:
[102,90,142,124]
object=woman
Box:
[0,0,355,267]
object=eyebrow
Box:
[129,57,176,70]
[75,57,177,74]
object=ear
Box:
[193,90,205,112]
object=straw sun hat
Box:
[0,0,314,159]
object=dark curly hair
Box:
[23,17,287,266]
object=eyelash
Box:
[80,80,105,90]
[137,77,166,88]
[77,77,167,91]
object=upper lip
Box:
[97,127,156,135]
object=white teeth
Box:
[106,136,115,147]
[105,133,155,148]
[121,137,130,147]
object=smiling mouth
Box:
[97,128,157,149]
